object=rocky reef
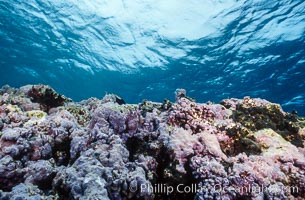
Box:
[0,85,304,200]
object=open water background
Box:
[0,0,304,115]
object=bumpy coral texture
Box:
[0,85,304,200]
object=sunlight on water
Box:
[0,0,305,115]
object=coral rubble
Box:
[0,84,304,200]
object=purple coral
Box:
[0,85,304,200]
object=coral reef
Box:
[0,84,305,200]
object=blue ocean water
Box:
[0,0,305,115]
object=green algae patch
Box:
[26,110,47,119]
[5,104,22,113]
[24,110,47,127]
[254,129,303,161]
[103,102,138,113]
[66,105,90,126]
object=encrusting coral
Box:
[0,85,304,200]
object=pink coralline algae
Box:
[0,85,305,200]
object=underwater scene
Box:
[0,0,305,199]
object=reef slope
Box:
[0,85,304,200]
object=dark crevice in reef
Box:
[155,145,171,200]
[126,136,151,162]
[126,137,142,162]
[36,173,56,191]
[126,136,197,200]
[155,149,196,200]
[0,175,25,192]
[53,180,71,200]
[176,155,198,200]
[52,138,71,166]
[0,119,3,131]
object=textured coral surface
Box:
[0,85,304,200]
